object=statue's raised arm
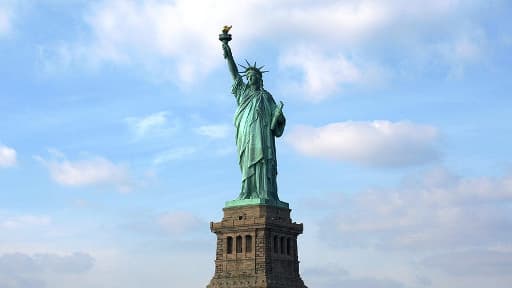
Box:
[220,25,239,81]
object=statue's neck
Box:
[249,84,261,91]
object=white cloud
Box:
[287,121,440,167]
[125,111,177,139]
[46,0,236,82]
[35,151,132,192]
[0,12,10,36]
[152,147,196,165]
[195,124,231,139]
[132,112,166,135]
[43,0,488,88]
[297,167,512,287]
[0,252,94,288]
[279,47,383,101]
[0,144,16,167]
[0,2,14,36]
[320,167,512,250]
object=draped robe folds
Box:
[232,75,285,201]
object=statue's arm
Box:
[222,43,239,81]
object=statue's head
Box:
[239,60,267,89]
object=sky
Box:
[1,0,512,287]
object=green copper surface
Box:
[220,27,286,208]
[225,198,289,208]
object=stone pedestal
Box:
[207,205,307,288]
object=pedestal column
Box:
[207,205,307,288]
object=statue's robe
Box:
[232,75,285,200]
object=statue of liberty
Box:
[220,26,287,207]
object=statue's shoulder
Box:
[262,89,274,98]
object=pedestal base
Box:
[207,205,307,288]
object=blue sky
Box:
[1,0,512,287]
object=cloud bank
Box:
[322,167,512,250]
[0,252,94,288]
[38,0,492,97]
[287,121,440,167]
[296,167,512,288]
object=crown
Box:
[238,59,268,77]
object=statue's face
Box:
[246,70,261,87]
